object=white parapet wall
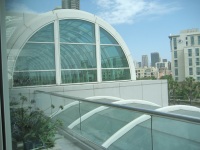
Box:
[9,80,168,107]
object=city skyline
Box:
[6,0,200,62]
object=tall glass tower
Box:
[62,0,80,9]
[151,52,160,67]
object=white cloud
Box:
[96,0,181,25]
[7,2,38,14]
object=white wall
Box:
[9,80,168,110]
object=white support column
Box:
[95,23,102,82]
[54,19,61,85]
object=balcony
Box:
[24,90,200,150]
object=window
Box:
[196,58,200,65]
[175,77,178,81]
[197,67,200,75]
[186,37,188,40]
[189,58,193,66]
[175,68,178,76]
[198,36,200,45]
[173,38,177,49]
[174,60,178,67]
[174,51,177,58]
[186,41,188,46]
[195,48,199,56]
[188,49,192,57]
[189,68,193,75]
[197,77,200,81]
[191,36,194,45]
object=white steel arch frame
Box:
[7,9,136,87]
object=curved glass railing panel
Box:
[100,27,118,44]
[108,119,152,150]
[71,103,143,145]
[101,46,129,68]
[53,102,100,129]
[152,116,200,150]
[60,44,96,69]
[59,19,95,43]
[102,69,130,81]
[28,23,54,42]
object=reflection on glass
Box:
[152,116,200,150]
[60,19,95,43]
[15,43,55,71]
[13,71,56,86]
[60,44,96,69]
[100,27,118,44]
[101,46,129,68]
[109,119,152,150]
[102,69,130,81]
[73,105,143,146]
[28,23,54,42]
[61,70,97,83]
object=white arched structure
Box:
[7,9,136,87]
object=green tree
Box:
[181,77,200,105]
[160,75,180,104]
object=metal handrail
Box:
[34,90,200,124]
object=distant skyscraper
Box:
[151,52,160,67]
[62,0,80,9]
[138,62,142,68]
[142,55,148,67]
[163,59,167,62]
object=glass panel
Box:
[60,44,96,69]
[15,43,55,71]
[174,60,178,67]
[174,51,177,58]
[102,69,130,81]
[196,58,199,65]
[189,58,192,66]
[101,46,129,68]
[28,23,54,42]
[61,70,97,83]
[191,36,194,45]
[188,49,192,57]
[109,119,152,150]
[196,67,200,75]
[195,48,199,56]
[73,103,144,146]
[59,19,95,43]
[175,69,178,76]
[189,68,193,75]
[152,117,200,150]
[173,38,177,49]
[13,71,56,86]
[100,27,118,44]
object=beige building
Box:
[169,29,200,81]
[135,67,158,79]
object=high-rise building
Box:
[138,62,142,68]
[151,52,160,67]
[169,28,200,81]
[142,55,148,67]
[62,0,80,9]
[163,59,167,62]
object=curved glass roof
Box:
[11,12,134,87]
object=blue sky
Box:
[7,0,200,63]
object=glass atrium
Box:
[7,10,135,87]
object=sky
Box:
[6,0,200,63]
